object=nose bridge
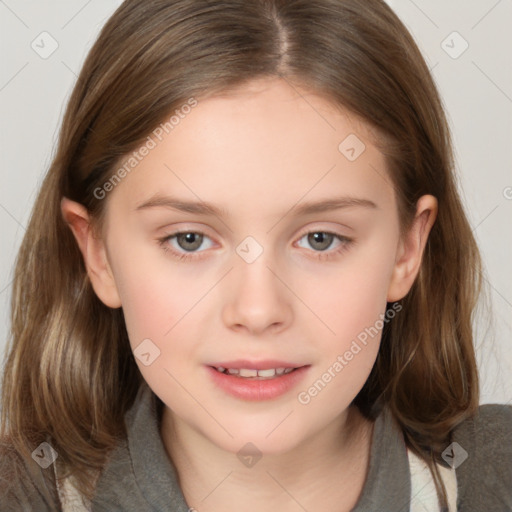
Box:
[221,235,292,333]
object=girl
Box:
[1,0,511,511]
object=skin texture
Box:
[61,77,438,511]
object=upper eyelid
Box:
[163,226,352,239]
[161,220,354,237]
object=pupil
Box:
[178,232,202,251]
[310,232,332,251]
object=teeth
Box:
[257,369,276,378]
[239,368,258,377]
[215,367,297,378]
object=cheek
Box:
[294,236,397,404]
[111,246,211,375]
[301,240,396,348]
[110,233,205,339]
[116,270,207,399]
[117,276,175,346]
[294,267,392,417]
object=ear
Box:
[387,194,438,302]
[60,197,122,308]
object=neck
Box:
[160,405,374,512]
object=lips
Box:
[206,361,311,401]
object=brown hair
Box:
[1,0,486,508]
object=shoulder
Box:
[451,404,512,511]
[453,402,512,438]
[0,438,60,511]
[452,403,512,458]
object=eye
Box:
[157,229,354,262]
[157,231,214,261]
[295,231,353,261]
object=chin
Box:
[204,415,307,456]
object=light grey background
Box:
[1,0,511,404]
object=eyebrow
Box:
[134,194,378,217]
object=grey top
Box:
[1,381,511,511]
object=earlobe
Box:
[386,195,438,302]
[60,197,122,308]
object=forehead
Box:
[106,77,395,219]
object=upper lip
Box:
[208,360,308,370]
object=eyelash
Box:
[157,229,354,262]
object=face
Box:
[85,77,409,454]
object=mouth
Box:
[205,362,310,401]
[210,366,300,379]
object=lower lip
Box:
[206,365,310,401]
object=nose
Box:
[221,253,293,336]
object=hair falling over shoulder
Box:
[1,0,487,507]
